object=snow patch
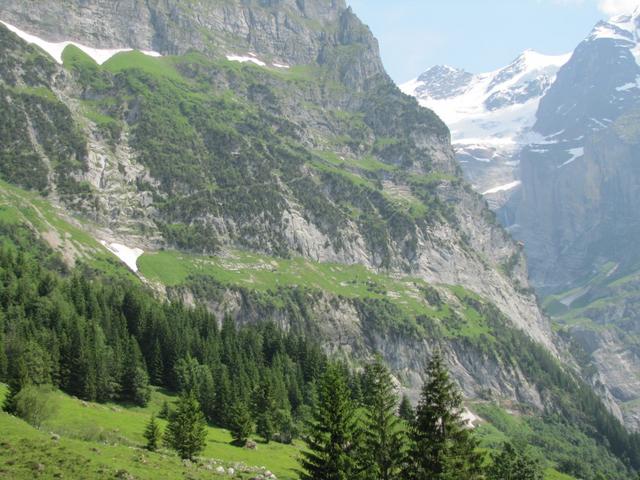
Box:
[482,181,522,196]
[617,77,640,91]
[273,63,290,69]
[0,20,161,65]
[226,54,267,67]
[461,409,480,429]
[559,147,585,168]
[101,241,144,272]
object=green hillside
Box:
[0,384,299,480]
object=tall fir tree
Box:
[121,337,150,406]
[486,442,543,480]
[405,351,484,480]
[253,376,277,443]
[360,358,406,480]
[398,394,414,423]
[163,391,207,460]
[143,414,162,451]
[299,363,360,480]
[229,400,254,445]
[0,312,7,381]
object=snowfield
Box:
[401,50,571,149]
[0,20,161,65]
[482,181,522,196]
[226,54,291,69]
[100,241,144,273]
[226,54,267,67]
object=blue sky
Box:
[347,0,639,83]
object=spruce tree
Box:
[360,358,406,480]
[143,414,162,451]
[163,391,207,460]
[253,377,276,443]
[229,400,254,446]
[121,337,150,406]
[486,442,543,480]
[158,400,171,420]
[299,363,360,480]
[406,351,484,480]
[398,394,414,423]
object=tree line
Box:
[145,352,542,480]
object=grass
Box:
[104,51,183,82]
[314,150,396,173]
[0,384,301,480]
[138,249,497,340]
[0,384,579,480]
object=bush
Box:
[14,384,58,428]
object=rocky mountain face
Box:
[0,0,365,69]
[0,0,566,414]
[404,8,640,430]
[510,13,640,429]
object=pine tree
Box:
[253,377,277,443]
[143,414,162,451]
[163,391,207,460]
[213,365,234,427]
[158,400,171,420]
[229,400,254,446]
[360,358,406,480]
[0,313,7,381]
[121,337,150,406]
[148,339,164,385]
[398,394,414,423]
[486,442,543,480]
[299,363,360,480]
[405,351,484,480]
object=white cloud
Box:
[598,0,640,15]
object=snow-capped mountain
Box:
[401,50,570,206]
[514,7,640,285]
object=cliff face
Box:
[0,0,557,412]
[0,0,384,87]
[511,118,640,290]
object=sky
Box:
[347,0,640,83]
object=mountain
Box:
[404,8,640,431]
[513,9,640,432]
[0,0,556,393]
[401,50,570,209]
[1,1,640,478]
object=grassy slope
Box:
[0,384,301,480]
[138,249,492,340]
[0,383,577,480]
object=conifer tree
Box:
[229,400,254,445]
[163,391,207,460]
[299,363,360,480]
[0,314,7,381]
[486,442,543,480]
[361,358,406,480]
[405,351,484,480]
[398,394,414,423]
[144,414,162,451]
[158,400,171,420]
[121,337,150,406]
[253,377,277,443]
